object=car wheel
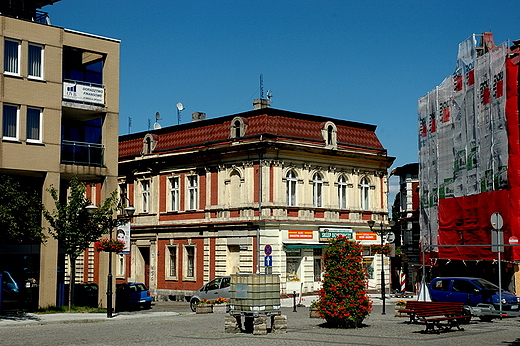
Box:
[144,301,152,309]
[479,315,493,322]
[190,298,199,312]
[459,309,471,324]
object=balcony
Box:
[63,80,105,107]
[61,140,104,167]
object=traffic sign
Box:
[509,236,519,244]
[491,212,503,230]
[264,244,272,255]
[264,255,273,267]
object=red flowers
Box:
[94,238,125,253]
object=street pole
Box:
[107,226,113,318]
[380,226,386,315]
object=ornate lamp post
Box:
[367,220,395,315]
[86,202,135,318]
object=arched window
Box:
[286,170,297,206]
[234,120,241,138]
[338,175,348,209]
[360,177,370,210]
[313,173,323,207]
[327,125,334,146]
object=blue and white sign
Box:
[264,255,273,267]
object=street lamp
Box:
[367,220,395,315]
[86,202,135,318]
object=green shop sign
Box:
[319,228,353,240]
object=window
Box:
[187,175,198,210]
[28,43,43,79]
[4,39,20,75]
[166,246,177,278]
[286,170,297,206]
[2,104,19,140]
[26,107,42,142]
[184,246,195,278]
[141,180,150,213]
[313,173,323,207]
[313,248,322,282]
[338,175,348,209]
[116,254,125,277]
[360,177,370,210]
[286,250,301,282]
[169,177,179,212]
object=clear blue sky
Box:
[47,0,519,178]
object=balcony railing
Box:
[61,140,104,167]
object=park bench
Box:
[397,301,468,333]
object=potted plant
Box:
[394,300,407,316]
[213,297,228,313]
[195,299,213,314]
[309,301,320,318]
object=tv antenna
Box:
[154,111,162,130]
[260,74,264,99]
[176,102,184,125]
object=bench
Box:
[397,301,468,333]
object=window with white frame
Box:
[360,177,370,210]
[338,175,348,209]
[4,39,20,75]
[169,176,179,212]
[286,170,297,206]
[116,254,125,277]
[184,245,195,279]
[26,107,42,142]
[166,245,178,278]
[2,104,19,140]
[187,175,198,210]
[141,180,150,213]
[28,43,43,79]
[313,173,323,207]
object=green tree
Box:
[317,235,372,328]
[43,176,120,310]
[0,175,45,244]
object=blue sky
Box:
[46,0,520,197]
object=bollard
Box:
[293,291,297,312]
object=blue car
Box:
[429,277,520,320]
[115,282,152,311]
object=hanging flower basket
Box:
[94,238,125,252]
[370,244,392,255]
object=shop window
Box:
[286,249,301,282]
[313,248,322,282]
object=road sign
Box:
[264,244,272,255]
[509,236,519,244]
[264,255,272,267]
[491,212,503,230]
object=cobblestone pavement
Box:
[1,300,519,346]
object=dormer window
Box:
[321,121,337,149]
[230,117,248,139]
[142,133,158,155]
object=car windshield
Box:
[472,279,499,291]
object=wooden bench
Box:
[397,301,468,333]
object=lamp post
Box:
[86,203,135,318]
[367,220,395,315]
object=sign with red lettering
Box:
[288,230,313,239]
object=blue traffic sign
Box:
[264,255,273,267]
[264,244,272,255]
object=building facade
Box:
[118,103,395,300]
[0,0,120,308]
[418,33,520,293]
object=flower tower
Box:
[317,235,372,328]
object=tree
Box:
[0,175,45,244]
[43,176,120,309]
[317,235,372,328]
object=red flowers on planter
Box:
[94,238,125,253]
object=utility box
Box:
[229,274,280,312]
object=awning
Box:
[283,242,328,249]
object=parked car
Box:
[64,283,99,307]
[1,271,19,294]
[115,282,152,311]
[189,276,231,312]
[429,277,520,320]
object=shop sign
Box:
[288,230,314,239]
[356,232,377,241]
[319,228,353,240]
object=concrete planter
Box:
[309,309,320,318]
[213,304,227,314]
[195,305,213,314]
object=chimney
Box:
[192,112,206,122]
[253,98,271,110]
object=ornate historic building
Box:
[118,101,394,299]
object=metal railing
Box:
[61,140,104,167]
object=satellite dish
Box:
[154,122,162,130]
[385,232,396,243]
[155,112,161,120]
[176,102,184,111]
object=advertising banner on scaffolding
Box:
[418,35,520,261]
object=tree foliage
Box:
[317,235,372,328]
[0,175,45,244]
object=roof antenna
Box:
[260,74,264,99]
